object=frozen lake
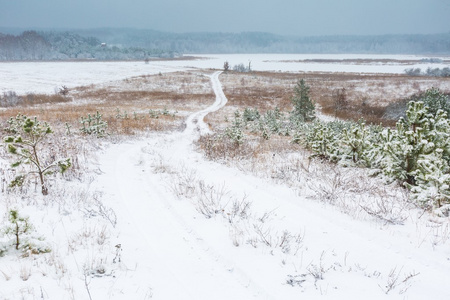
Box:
[1,54,449,94]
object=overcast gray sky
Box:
[1,0,449,36]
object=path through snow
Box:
[94,71,450,299]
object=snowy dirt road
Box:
[96,72,271,299]
[94,71,450,299]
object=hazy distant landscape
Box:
[1,28,450,61]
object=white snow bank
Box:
[2,54,449,95]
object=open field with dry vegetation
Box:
[215,71,450,126]
[1,71,215,136]
[1,69,449,156]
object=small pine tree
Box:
[340,121,370,164]
[80,111,108,137]
[369,102,431,184]
[1,209,51,255]
[4,114,71,195]
[409,149,450,210]
[225,111,245,145]
[291,79,315,122]
[5,209,32,250]
[305,122,340,160]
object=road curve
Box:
[184,71,227,136]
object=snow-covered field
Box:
[1,54,449,95]
[1,58,450,299]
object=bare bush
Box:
[379,267,419,295]
[307,165,347,204]
[83,192,117,228]
[226,196,252,224]
[170,167,198,198]
[359,196,409,225]
[196,132,256,161]
[195,181,228,218]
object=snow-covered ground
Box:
[190,54,450,75]
[0,61,189,95]
[84,72,450,299]
[1,54,449,95]
[1,60,450,299]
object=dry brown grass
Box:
[197,129,300,162]
[0,71,215,136]
[216,71,450,126]
[0,93,71,107]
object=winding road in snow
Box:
[96,71,450,300]
[98,71,272,299]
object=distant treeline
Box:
[0,30,177,61]
[405,67,450,77]
[74,28,450,55]
[1,29,450,61]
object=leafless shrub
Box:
[251,223,303,252]
[196,132,256,161]
[83,192,117,228]
[379,266,419,295]
[59,85,69,96]
[307,166,347,204]
[258,210,276,223]
[360,197,409,225]
[305,251,330,284]
[226,196,252,224]
[223,61,230,72]
[170,167,198,198]
[277,230,304,255]
[268,155,310,185]
[0,91,21,107]
[252,223,273,247]
[307,263,325,282]
[195,181,228,218]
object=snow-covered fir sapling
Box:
[1,209,51,256]
[80,111,108,137]
[3,114,72,195]
[340,121,371,165]
[225,111,245,145]
[5,209,32,251]
[304,121,342,161]
[406,108,450,210]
